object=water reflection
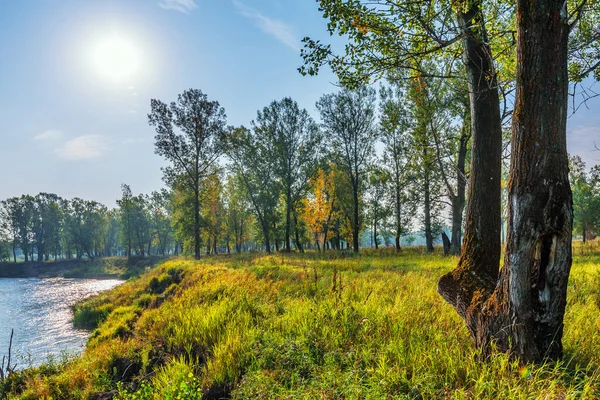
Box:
[0,278,121,367]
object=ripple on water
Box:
[0,278,122,367]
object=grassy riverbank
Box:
[0,256,164,279]
[3,249,600,399]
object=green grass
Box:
[5,248,600,399]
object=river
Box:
[0,278,122,367]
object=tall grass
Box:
[5,248,600,399]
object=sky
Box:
[0,0,599,207]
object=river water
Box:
[0,278,122,367]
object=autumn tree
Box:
[149,89,227,259]
[201,171,224,255]
[317,87,377,252]
[302,167,338,251]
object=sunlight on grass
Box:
[5,248,600,399]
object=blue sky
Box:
[0,0,599,206]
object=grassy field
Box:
[3,247,600,399]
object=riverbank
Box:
[0,256,165,279]
[2,249,600,399]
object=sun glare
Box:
[92,35,139,82]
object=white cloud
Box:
[122,138,146,144]
[34,129,63,141]
[56,135,108,160]
[233,1,300,52]
[159,0,198,14]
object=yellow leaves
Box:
[301,168,337,242]
[352,16,370,34]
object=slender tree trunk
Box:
[451,127,469,255]
[194,186,201,260]
[395,179,402,252]
[424,172,434,253]
[293,211,304,253]
[440,0,571,362]
[352,183,360,253]
[374,217,379,250]
[12,241,16,263]
[285,190,292,252]
[262,222,271,253]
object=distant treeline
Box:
[0,190,177,262]
[2,88,598,262]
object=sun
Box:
[92,34,139,82]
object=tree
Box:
[0,198,21,262]
[302,167,338,251]
[32,193,62,261]
[66,198,107,259]
[227,127,280,253]
[103,209,121,257]
[223,173,252,253]
[439,0,574,362]
[407,74,446,253]
[303,0,503,296]
[149,190,174,256]
[201,171,224,255]
[570,156,600,243]
[366,166,391,249]
[118,184,135,258]
[379,85,412,251]
[149,89,227,259]
[253,98,322,252]
[317,87,377,252]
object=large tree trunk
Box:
[438,0,503,322]
[440,0,572,362]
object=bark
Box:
[440,0,572,362]
[293,211,304,253]
[395,171,403,252]
[424,170,434,253]
[438,0,503,324]
[451,127,469,255]
[194,186,201,260]
[352,183,360,252]
[442,232,451,256]
[373,219,379,250]
[285,189,292,252]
